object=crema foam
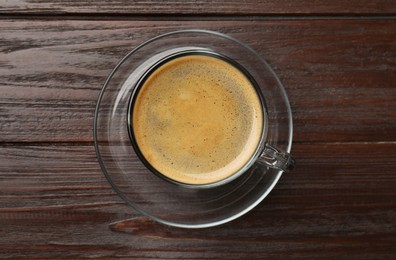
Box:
[132,53,264,185]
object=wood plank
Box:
[1,143,396,259]
[1,0,396,15]
[1,19,396,143]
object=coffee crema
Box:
[131,53,264,185]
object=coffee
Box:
[131,53,264,185]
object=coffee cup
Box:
[128,50,294,188]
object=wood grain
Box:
[2,1,396,258]
[1,143,396,259]
[1,19,396,143]
[1,0,396,15]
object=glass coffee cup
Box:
[94,30,294,228]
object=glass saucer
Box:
[93,29,293,228]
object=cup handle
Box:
[258,144,295,172]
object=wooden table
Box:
[1,1,396,259]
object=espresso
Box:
[132,53,264,185]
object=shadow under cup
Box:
[94,29,293,228]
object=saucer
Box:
[93,29,293,228]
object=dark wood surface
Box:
[1,0,396,15]
[1,2,396,259]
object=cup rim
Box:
[127,49,269,189]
